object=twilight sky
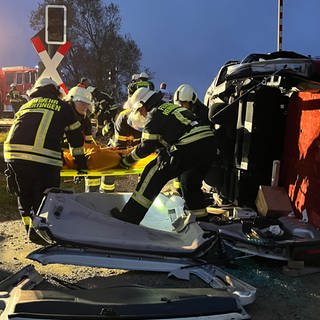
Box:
[1,0,320,99]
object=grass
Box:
[0,129,17,221]
[0,174,19,222]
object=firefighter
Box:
[107,87,151,148]
[64,86,99,192]
[64,86,95,144]
[3,78,86,242]
[171,84,212,193]
[127,72,155,97]
[88,86,117,138]
[110,109,142,148]
[99,89,148,193]
[6,83,27,114]
[174,83,229,206]
[98,108,143,193]
[111,88,217,224]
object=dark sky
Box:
[1,0,320,99]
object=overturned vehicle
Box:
[202,50,320,263]
[203,50,320,208]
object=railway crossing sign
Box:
[31,35,70,94]
[30,5,69,94]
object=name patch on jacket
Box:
[21,98,61,112]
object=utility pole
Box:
[277,0,283,51]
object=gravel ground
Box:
[0,175,320,319]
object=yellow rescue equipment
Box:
[62,144,156,173]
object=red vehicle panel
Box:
[0,66,37,115]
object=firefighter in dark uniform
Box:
[88,86,117,138]
[109,108,142,148]
[111,88,217,224]
[100,87,152,192]
[172,84,212,193]
[99,107,143,193]
[7,83,27,114]
[65,86,95,145]
[174,84,232,206]
[64,86,98,193]
[127,72,155,97]
[3,78,86,241]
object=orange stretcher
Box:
[60,144,156,177]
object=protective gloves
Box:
[119,155,130,169]
[119,155,133,169]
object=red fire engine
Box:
[0,66,38,116]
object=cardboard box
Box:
[255,185,293,217]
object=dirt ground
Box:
[0,176,320,319]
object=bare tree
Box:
[30,0,142,100]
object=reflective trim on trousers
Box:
[22,215,32,228]
[85,178,101,187]
[131,161,160,209]
[100,182,115,191]
[131,191,153,209]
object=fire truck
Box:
[0,66,38,117]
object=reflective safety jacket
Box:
[124,103,214,163]
[4,97,85,167]
[110,109,141,149]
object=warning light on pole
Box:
[45,5,67,45]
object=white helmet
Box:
[139,72,149,79]
[65,86,92,104]
[125,87,155,110]
[126,88,155,129]
[27,78,59,96]
[174,84,198,105]
[131,73,139,81]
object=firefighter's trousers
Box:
[6,161,60,230]
[85,176,116,193]
[120,136,217,224]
